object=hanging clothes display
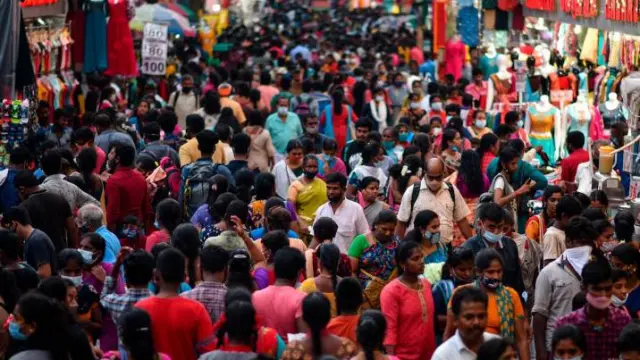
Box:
[549,72,578,107]
[560,0,599,17]
[565,103,604,144]
[525,0,555,11]
[444,38,465,81]
[67,0,85,71]
[606,0,639,21]
[479,54,499,80]
[599,102,627,130]
[432,0,447,51]
[84,0,108,73]
[457,6,479,47]
[524,74,549,102]
[105,0,138,76]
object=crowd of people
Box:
[1,2,640,360]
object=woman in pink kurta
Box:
[444,37,465,82]
[380,241,436,360]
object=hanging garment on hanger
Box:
[104,0,138,76]
[84,0,107,73]
[527,105,558,165]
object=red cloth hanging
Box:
[432,0,447,52]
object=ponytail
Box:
[301,293,332,357]
[318,243,340,291]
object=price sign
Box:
[550,90,573,103]
[141,23,168,76]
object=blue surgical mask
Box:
[9,321,28,341]
[154,219,160,229]
[122,228,138,239]
[517,120,524,128]
[451,145,460,152]
[277,106,288,116]
[77,249,94,265]
[483,228,502,244]
[424,231,441,244]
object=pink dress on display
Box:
[105,0,138,76]
[444,40,465,81]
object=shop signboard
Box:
[141,23,168,76]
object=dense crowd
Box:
[1,2,640,360]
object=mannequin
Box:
[559,94,604,154]
[485,54,517,112]
[479,45,499,80]
[525,95,560,165]
[538,48,556,78]
[599,92,629,133]
[524,55,549,102]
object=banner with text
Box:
[141,23,168,76]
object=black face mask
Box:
[304,170,318,179]
[182,87,193,94]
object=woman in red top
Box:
[381,241,436,360]
[478,132,500,176]
[320,90,358,153]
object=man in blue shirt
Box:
[265,97,303,155]
[0,147,32,213]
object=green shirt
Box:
[348,234,370,259]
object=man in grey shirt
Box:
[39,150,99,211]
[94,112,136,155]
[532,216,597,360]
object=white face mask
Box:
[431,102,442,111]
[475,120,487,129]
[375,95,384,102]
[612,293,628,307]
[562,245,592,277]
[62,275,83,287]
[517,120,524,128]
[410,102,420,109]
[432,127,442,136]
[277,107,288,115]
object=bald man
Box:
[396,158,473,243]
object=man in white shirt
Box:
[314,172,369,253]
[168,75,199,129]
[432,287,499,360]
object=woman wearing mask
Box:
[380,241,436,360]
[145,198,182,251]
[450,150,490,244]
[347,142,388,199]
[282,292,357,360]
[362,87,391,132]
[432,247,475,340]
[348,210,399,309]
[440,129,463,174]
[382,127,404,163]
[388,155,422,212]
[490,147,534,224]
[404,210,447,281]
[287,155,327,229]
[194,90,222,129]
[611,269,630,313]
[550,324,586,360]
[444,249,529,360]
[399,93,428,131]
[300,243,342,316]
[272,140,305,199]
[525,185,563,243]
[320,89,358,152]
[6,292,73,360]
[468,110,492,139]
[352,310,397,360]
[395,123,412,148]
[428,95,446,121]
[477,133,500,176]
[128,99,151,134]
[429,117,444,139]
[244,110,276,172]
[316,139,347,180]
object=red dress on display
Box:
[444,39,465,81]
[105,0,138,76]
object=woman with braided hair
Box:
[299,243,342,317]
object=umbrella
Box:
[289,45,312,63]
[160,2,197,20]
[130,3,196,37]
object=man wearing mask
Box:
[265,97,303,156]
[76,203,120,264]
[342,118,372,173]
[396,158,473,244]
[297,114,329,154]
[387,73,408,121]
[554,259,630,360]
[168,75,199,129]
[428,94,446,122]
[461,202,524,295]
[532,216,597,360]
[314,172,369,253]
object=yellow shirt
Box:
[299,278,338,317]
[220,97,247,124]
[178,137,226,166]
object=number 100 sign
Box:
[141,23,168,75]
